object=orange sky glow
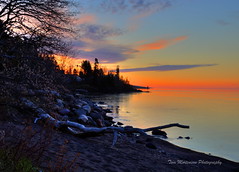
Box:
[53,55,239,89]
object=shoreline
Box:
[1,121,238,172]
[1,88,239,171]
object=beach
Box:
[1,121,239,172]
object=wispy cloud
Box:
[74,45,138,63]
[216,19,230,26]
[79,24,124,40]
[73,14,96,25]
[69,22,138,63]
[121,64,217,72]
[137,36,188,51]
[83,0,171,14]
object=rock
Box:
[117,122,124,125]
[104,109,112,113]
[151,129,167,137]
[104,116,114,121]
[177,136,183,139]
[124,126,133,129]
[74,108,87,116]
[85,100,94,107]
[75,76,82,83]
[62,115,69,121]
[58,108,71,115]
[56,99,64,108]
[52,104,61,111]
[146,143,157,149]
[78,115,88,123]
[93,105,103,112]
[82,104,91,114]
[74,94,82,98]
[104,120,113,126]
[50,90,61,97]
[185,136,191,140]
[63,94,75,102]
[89,112,105,127]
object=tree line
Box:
[66,58,136,93]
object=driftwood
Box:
[21,98,189,137]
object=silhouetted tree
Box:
[0,0,73,54]
[73,68,78,75]
[116,65,120,78]
[80,60,92,77]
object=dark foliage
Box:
[77,59,139,93]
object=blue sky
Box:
[67,0,239,88]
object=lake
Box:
[88,89,239,162]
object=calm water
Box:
[88,89,239,162]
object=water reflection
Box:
[88,89,239,162]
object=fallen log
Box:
[21,98,189,136]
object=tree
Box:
[0,0,74,54]
[80,60,92,77]
[116,65,120,78]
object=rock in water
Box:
[117,122,124,126]
[152,129,167,137]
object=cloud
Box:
[72,43,138,63]
[73,14,96,25]
[120,64,217,72]
[87,0,172,14]
[79,24,124,40]
[70,23,136,63]
[130,0,171,19]
[217,20,230,26]
[137,36,188,51]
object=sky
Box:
[65,0,239,89]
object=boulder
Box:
[89,112,105,127]
[74,108,87,116]
[152,129,167,138]
[78,115,88,123]
[82,104,91,114]
[117,122,124,126]
[58,108,71,115]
